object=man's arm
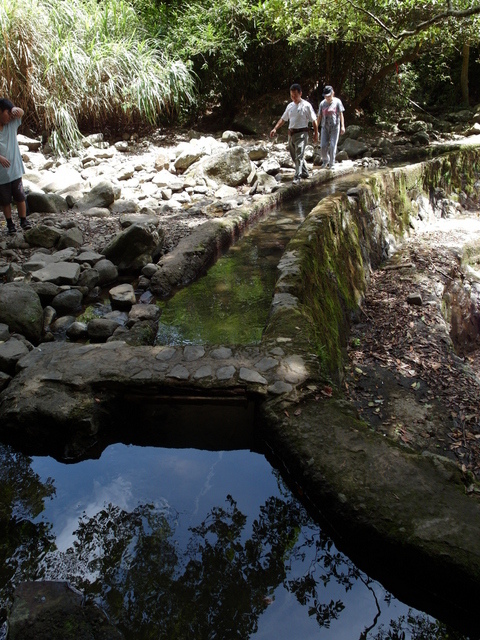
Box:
[270,118,285,138]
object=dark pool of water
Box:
[0,442,467,639]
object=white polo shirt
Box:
[281,99,316,129]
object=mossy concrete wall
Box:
[264,148,480,382]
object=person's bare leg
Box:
[2,203,12,221]
[17,200,26,220]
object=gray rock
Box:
[95,259,118,286]
[27,192,68,214]
[43,305,57,332]
[50,315,76,335]
[81,207,111,218]
[31,262,81,286]
[74,251,104,265]
[110,199,140,214]
[216,365,236,380]
[412,131,430,145]
[120,213,159,228]
[74,181,115,211]
[56,227,84,249]
[253,171,278,194]
[5,262,25,282]
[0,322,9,341]
[51,288,84,315]
[87,318,120,342]
[128,304,161,324]
[0,370,10,391]
[109,283,136,310]
[211,347,232,359]
[344,125,362,140]
[188,146,252,187]
[255,356,279,372]
[0,338,29,375]
[174,148,205,172]
[77,267,100,290]
[193,364,213,379]
[40,166,84,193]
[222,130,240,143]
[0,282,43,344]
[155,346,176,361]
[341,138,369,159]
[239,367,267,384]
[267,380,293,395]
[66,321,88,341]
[260,158,281,175]
[117,320,156,346]
[103,223,164,272]
[18,133,42,150]
[24,224,63,248]
[248,145,269,161]
[29,281,63,305]
[183,345,205,361]
[167,364,190,379]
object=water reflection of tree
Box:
[369,611,468,640]
[47,488,364,639]
[0,444,56,617]
[0,447,466,639]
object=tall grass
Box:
[0,0,196,152]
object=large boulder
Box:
[27,192,68,214]
[0,283,43,344]
[24,224,63,248]
[103,223,164,272]
[340,138,369,159]
[39,166,84,193]
[187,146,253,187]
[73,181,115,211]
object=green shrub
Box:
[0,0,196,152]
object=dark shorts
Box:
[0,178,26,206]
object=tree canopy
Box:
[1,0,479,146]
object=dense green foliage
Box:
[0,0,195,151]
[1,0,480,147]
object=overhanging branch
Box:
[344,0,480,41]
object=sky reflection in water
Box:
[27,445,441,640]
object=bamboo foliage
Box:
[0,0,196,152]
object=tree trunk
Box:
[349,45,421,111]
[461,42,470,106]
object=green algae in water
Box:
[155,174,373,347]
[156,231,283,345]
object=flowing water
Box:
[155,177,362,346]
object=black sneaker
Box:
[20,218,32,230]
[7,221,16,235]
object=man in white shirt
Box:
[270,84,318,184]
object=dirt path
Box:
[344,212,480,487]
